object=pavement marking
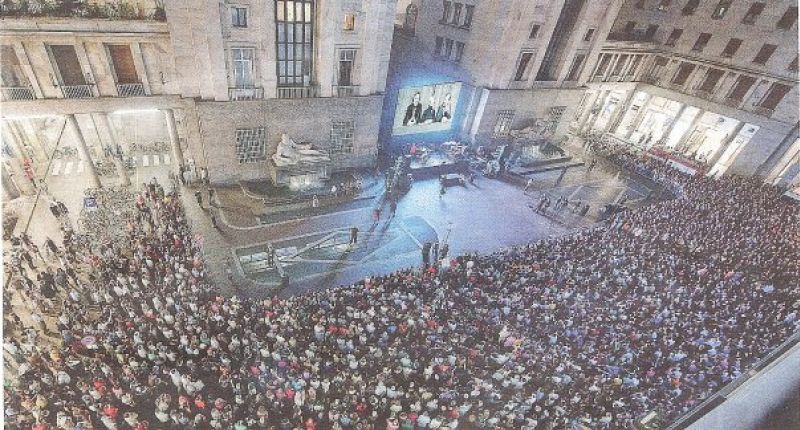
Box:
[63,161,74,175]
[51,160,62,176]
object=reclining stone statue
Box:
[272,133,330,166]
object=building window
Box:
[672,62,695,85]
[758,82,791,110]
[657,0,672,11]
[330,120,355,154]
[623,21,636,33]
[777,7,798,29]
[789,56,799,72]
[752,44,777,65]
[0,46,28,88]
[529,24,541,39]
[435,37,444,56]
[665,28,683,46]
[232,48,255,88]
[49,44,86,86]
[236,127,267,163]
[711,0,732,19]
[107,44,139,84]
[583,28,595,42]
[692,33,711,52]
[444,39,454,58]
[454,42,465,63]
[338,49,356,86]
[625,55,643,78]
[741,2,765,24]
[721,38,742,58]
[644,24,659,39]
[565,54,586,81]
[493,110,514,137]
[593,54,612,77]
[681,0,699,15]
[462,5,474,28]
[441,1,452,23]
[343,13,355,31]
[451,3,462,25]
[514,52,534,81]
[727,75,756,100]
[276,0,314,87]
[612,54,629,76]
[231,6,248,27]
[699,68,724,92]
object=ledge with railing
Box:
[277,85,317,99]
[116,82,146,97]
[229,87,264,101]
[0,0,166,21]
[0,86,36,101]
[61,84,94,99]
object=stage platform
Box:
[407,151,468,179]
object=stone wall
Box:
[193,95,383,185]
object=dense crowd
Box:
[3,150,799,429]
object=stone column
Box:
[163,109,184,174]
[657,103,687,147]
[625,93,654,140]
[2,161,21,200]
[99,114,131,186]
[606,89,638,135]
[707,121,745,167]
[66,114,101,189]
[675,109,706,153]
[1,125,36,195]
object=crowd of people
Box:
[3,147,799,429]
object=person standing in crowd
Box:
[349,226,359,246]
[389,199,398,218]
[267,243,276,266]
[194,190,203,208]
[421,242,431,267]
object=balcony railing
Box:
[0,1,166,21]
[62,84,94,99]
[116,82,146,97]
[606,31,656,43]
[334,85,359,97]
[229,87,265,101]
[277,85,317,99]
[0,86,35,101]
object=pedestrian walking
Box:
[389,200,397,218]
[210,211,220,230]
[195,190,203,207]
[208,188,216,206]
[349,227,359,246]
[267,243,276,266]
[312,194,319,210]
[373,207,381,224]
[524,178,534,192]
[422,242,431,267]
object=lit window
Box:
[343,13,355,31]
[711,0,732,19]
